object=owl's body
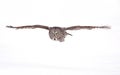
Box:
[6,25,110,42]
[49,27,66,42]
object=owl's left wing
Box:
[65,25,110,30]
[6,25,49,30]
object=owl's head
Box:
[49,27,67,42]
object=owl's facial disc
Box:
[49,27,66,42]
[52,31,60,41]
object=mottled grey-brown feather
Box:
[6,25,49,30]
[49,27,69,42]
[65,25,110,30]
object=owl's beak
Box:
[53,38,57,41]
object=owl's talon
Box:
[67,33,72,36]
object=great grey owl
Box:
[6,25,110,42]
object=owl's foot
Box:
[66,32,72,36]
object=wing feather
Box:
[65,25,110,30]
[6,25,49,30]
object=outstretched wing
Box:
[65,25,110,30]
[6,25,49,30]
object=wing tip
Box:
[100,26,111,29]
[6,25,14,28]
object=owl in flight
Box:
[6,25,110,42]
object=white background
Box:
[0,0,120,75]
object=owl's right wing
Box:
[65,25,110,30]
[6,25,49,30]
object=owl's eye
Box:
[53,31,58,34]
[55,31,58,33]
